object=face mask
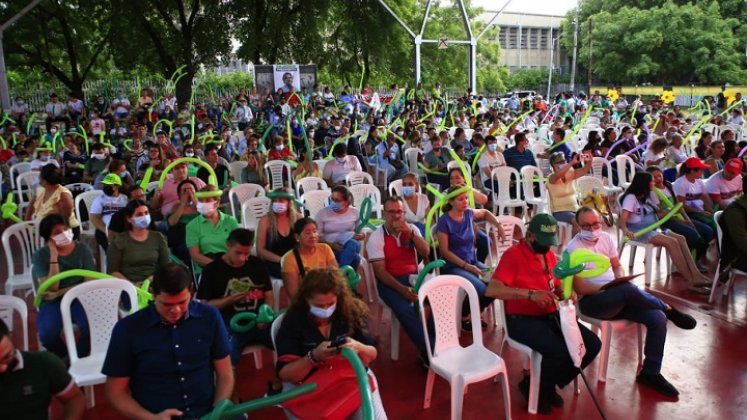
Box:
[185,152,194,158]
[92,153,105,160]
[309,303,336,319]
[52,229,73,247]
[329,202,342,212]
[487,143,498,152]
[50,128,57,134]
[402,186,415,197]
[40,155,50,162]
[119,170,127,178]
[133,215,151,229]
[275,144,284,151]
[272,202,288,214]
[529,239,550,254]
[103,185,116,196]
[579,227,603,241]
[174,134,182,141]
[335,157,346,164]
[196,201,215,216]
[16,100,23,105]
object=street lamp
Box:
[547,36,558,99]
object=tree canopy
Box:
[563,0,747,85]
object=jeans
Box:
[507,313,601,391]
[579,282,667,375]
[663,219,713,260]
[441,261,493,314]
[228,325,274,366]
[38,299,90,358]
[377,275,428,354]
[333,239,361,270]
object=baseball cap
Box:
[528,213,559,247]
[725,158,743,174]
[102,173,122,186]
[683,157,710,170]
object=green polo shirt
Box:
[185,211,239,272]
[1,350,74,420]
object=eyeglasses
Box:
[580,222,601,230]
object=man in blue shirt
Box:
[103,263,233,419]
[503,132,537,172]
[539,128,572,163]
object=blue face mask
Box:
[329,202,342,212]
[402,186,415,197]
[133,214,151,230]
[309,303,336,319]
[487,143,498,152]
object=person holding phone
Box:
[546,151,592,234]
[567,207,696,398]
[275,267,387,418]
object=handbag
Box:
[283,355,375,420]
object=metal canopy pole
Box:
[0,0,43,110]
[377,0,512,91]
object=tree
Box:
[109,0,235,106]
[2,0,112,98]
[563,0,747,85]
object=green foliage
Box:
[564,0,747,85]
[504,69,547,91]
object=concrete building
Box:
[214,57,253,75]
[484,10,571,74]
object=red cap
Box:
[683,157,710,170]
[725,158,743,174]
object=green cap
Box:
[528,213,558,247]
[101,173,122,186]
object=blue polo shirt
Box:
[102,301,231,418]
[503,146,537,171]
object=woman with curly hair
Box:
[275,267,387,419]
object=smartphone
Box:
[330,335,347,348]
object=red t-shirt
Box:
[268,147,292,161]
[492,241,561,316]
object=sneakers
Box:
[637,372,680,397]
[517,376,556,414]
[665,307,697,330]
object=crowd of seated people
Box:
[1,84,746,418]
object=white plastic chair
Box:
[405,148,425,182]
[264,160,293,190]
[485,216,526,269]
[228,160,248,181]
[348,184,383,218]
[15,171,40,216]
[61,279,138,407]
[616,195,671,286]
[295,176,328,198]
[64,182,94,195]
[615,155,636,189]
[270,312,286,353]
[75,190,104,240]
[591,157,623,197]
[497,300,578,414]
[240,196,271,231]
[0,295,29,350]
[344,170,375,186]
[229,184,266,219]
[300,189,331,219]
[313,159,328,176]
[520,165,548,215]
[490,166,527,218]
[419,275,511,420]
[575,175,606,200]
[710,211,747,303]
[577,313,643,383]
[9,161,31,190]
[1,221,42,296]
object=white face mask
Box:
[275,144,284,151]
[92,153,106,160]
[309,303,336,319]
[335,157,346,164]
[271,202,288,214]
[50,128,57,134]
[185,152,195,158]
[52,229,73,247]
[196,201,216,216]
[133,215,151,229]
[578,227,603,241]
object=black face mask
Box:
[530,239,550,254]
[103,185,116,196]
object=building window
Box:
[529,28,539,49]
